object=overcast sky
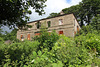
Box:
[29,0,82,22]
[2,0,82,33]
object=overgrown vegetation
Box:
[0,0,100,66]
[0,21,100,67]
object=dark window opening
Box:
[77,26,79,33]
[36,21,41,29]
[35,33,40,36]
[35,31,41,36]
[59,31,63,34]
[47,21,51,27]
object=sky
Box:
[29,0,82,22]
[2,0,82,33]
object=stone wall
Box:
[17,14,80,40]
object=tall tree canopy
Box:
[0,0,47,29]
[91,15,100,31]
[62,0,100,27]
[80,0,100,25]
[62,5,85,27]
[47,0,100,27]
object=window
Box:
[47,21,51,27]
[36,21,41,29]
[48,31,52,35]
[48,31,52,33]
[28,28,31,30]
[74,31,76,35]
[35,31,40,36]
[27,34,30,40]
[59,31,63,34]
[35,33,40,36]
[20,35,24,41]
[59,19,63,25]
[77,26,79,33]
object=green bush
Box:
[0,28,100,67]
[0,37,4,44]
[25,35,92,67]
[34,29,59,51]
[0,40,40,66]
[75,33,100,54]
[0,35,93,67]
[50,35,92,67]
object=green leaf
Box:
[38,50,42,56]
[24,65,27,67]
[33,51,37,58]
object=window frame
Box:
[36,21,41,29]
[59,31,64,34]
[27,34,30,40]
[47,21,51,27]
[59,19,63,25]
[20,35,24,41]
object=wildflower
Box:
[31,59,35,63]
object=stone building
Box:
[17,13,80,41]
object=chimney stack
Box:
[60,11,64,15]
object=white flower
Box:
[96,52,98,54]
[31,59,35,63]
[45,57,48,60]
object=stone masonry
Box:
[17,13,80,40]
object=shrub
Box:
[0,40,40,66]
[75,33,100,54]
[34,28,59,51]
[0,37,4,44]
[50,35,92,66]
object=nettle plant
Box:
[75,33,100,54]
[51,35,92,67]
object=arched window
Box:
[27,34,30,40]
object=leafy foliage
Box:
[0,22,100,67]
[0,32,100,66]
[0,37,4,44]
[34,26,59,51]
[1,29,19,42]
[75,33,100,55]
[0,40,40,66]
[51,35,92,66]
[48,0,100,27]
[47,13,60,18]
[0,0,47,28]
[91,15,100,32]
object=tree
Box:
[0,0,47,29]
[62,5,84,26]
[3,28,18,41]
[0,29,3,37]
[34,24,59,51]
[47,13,59,18]
[62,0,100,27]
[80,0,100,25]
[91,15,100,32]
